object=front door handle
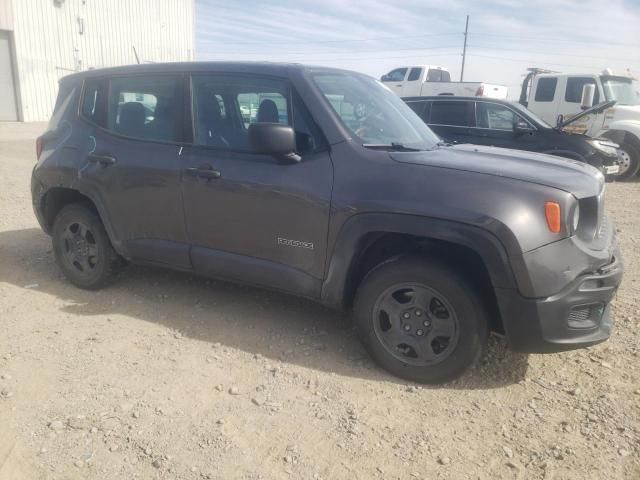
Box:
[185,167,221,180]
[88,153,117,167]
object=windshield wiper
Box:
[362,142,424,152]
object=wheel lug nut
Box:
[415,310,422,316]
[403,325,411,331]
[403,312,411,319]
[416,329,424,336]
[423,320,430,327]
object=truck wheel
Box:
[52,204,124,290]
[354,257,488,384]
[615,143,640,180]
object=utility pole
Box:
[460,15,469,82]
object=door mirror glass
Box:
[248,123,300,163]
[380,74,389,82]
[556,114,564,128]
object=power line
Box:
[204,52,460,63]
[207,45,462,56]
[197,31,461,47]
[471,33,640,48]
[468,45,639,63]
[466,53,622,69]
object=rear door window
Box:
[106,75,182,142]
[407,68,422,82]
[429,101,474,127]
[534,77,557,102]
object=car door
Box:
[78,73,190,267]
[403,67,424,97]
[181,73,334,298]
[382,68,408,96]
[426,100,475,144]
[473,101,541,152]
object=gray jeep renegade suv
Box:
[31,62,623,383]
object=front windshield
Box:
[602,77,640,106]
[311,72,440,150]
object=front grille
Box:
[567,304,604,329]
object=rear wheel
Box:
[52,204,124,290]
[354,257,488,384]
[614,143,640,180]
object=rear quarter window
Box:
[48,82,77,129]
[80,78,107,127]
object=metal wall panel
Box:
[11,0,194,121]
[0,0,14,31]
[0,30,18,120]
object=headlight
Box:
[588,139,619,157]
[572,202,580,233]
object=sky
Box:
[195,0,640,99]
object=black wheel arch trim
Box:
[39,183,128,259]
[320,213,528,310]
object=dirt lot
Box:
[0,122,638,480]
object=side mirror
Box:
[556,114,564,128]
[513,119,533,135]
[248,123,301,163]
[381,74,390,82]
[580,84,595,110]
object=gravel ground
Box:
[0,122,638,480]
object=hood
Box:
[559,100,616,129]
[605,104,640,123]
[391,144,603,199]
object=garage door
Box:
[0,31,18,121]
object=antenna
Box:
[132,46,140,64]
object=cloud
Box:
[195,0,640,95]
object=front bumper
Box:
[495,246,623,353]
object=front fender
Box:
[598,121,640,143]
[320,213,525,309]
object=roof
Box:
[402,96,514,104]
[60,61,358,82]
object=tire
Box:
[354,256,488,384]
[615,143,640,180]
[52,203,124,290]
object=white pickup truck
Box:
[381,65,509,99]
[520,68,640,179]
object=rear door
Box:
[79,73,190,267]
[426,100,476,144]
[403,67,424,97]
[181,72,333,298]
[528,76,559,125]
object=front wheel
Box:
[354,257,488,384]
[614,143,640,180]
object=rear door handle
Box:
[88,153,117,167]
[185,167,221,180]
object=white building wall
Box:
[8,0,194,121]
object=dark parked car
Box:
[403,96,621,177]
[32,63,622,383]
